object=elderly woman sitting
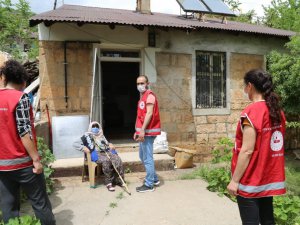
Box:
[74,121,125,192]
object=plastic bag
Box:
[153,131,168,154]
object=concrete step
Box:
[114,143,139,153]
[51,152,175,177]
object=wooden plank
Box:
[24,77,40,94]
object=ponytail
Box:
[244,69,282,125]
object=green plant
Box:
[124,167,132,174]
[109,202,117,208]
[211,138,234,164]
[0,0,38,61]
[273,195,300,225]
[0,215,41,225]
[201,167,235,201]
[37,137,55,194]
[116,192,124,200]
[286,122,300,129]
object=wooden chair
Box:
[82,152,102,188]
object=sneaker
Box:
[154,180,160,186]
[143,179,160,186]
[136,184,155,193]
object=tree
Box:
[264,0,300,117]
[223,0,258,24]
[0,0,38,61]
[268,37,300,117]
[263,0,300,32]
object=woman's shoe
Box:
[106,183,115,192]
[115,181,126,187]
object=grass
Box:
[116,192,124,200]
[109,202,118,208]
[180,153,300,197]
[285,153,300,196]
[180,166,209,180]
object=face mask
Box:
[91,127,100,134]
[137,84,147,93]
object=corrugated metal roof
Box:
[30,4,295,37]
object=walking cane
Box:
[94,139,131,195]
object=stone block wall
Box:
[194,53,265,146]
[153,52,196,144]
[39,41,93,119]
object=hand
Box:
[133,133,138,141]
[227,180,239,196]
[83,147,90,154]
[109,143,115,149]
[32,161,43,174]
[137,130,145,142]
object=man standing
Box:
[0,60,56,225]
[134,75,161,193]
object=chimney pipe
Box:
[136,0,151,14]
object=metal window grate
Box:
[196,51,226,109]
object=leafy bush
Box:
[181,136,300,225]
[37,137,55,194]
[273,195,300,225]
[198,166,235,201]
[211,137,234,164]
[286,121,300,129]
[0,215,41,225]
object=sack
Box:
[153,131,168,154]
[175,151,193,169]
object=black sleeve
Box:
[81,134,95,152]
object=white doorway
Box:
[91,48,141,141]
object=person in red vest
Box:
[134,75,161,193]
[0,60,55,225]
[227,69,286,225]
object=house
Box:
[29,1,294,159]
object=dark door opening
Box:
[101,62,140,140]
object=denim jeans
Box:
[139,136,158,187]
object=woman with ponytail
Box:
[227,69,286,225]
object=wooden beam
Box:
[133,25,144,31]
[44,21,55,27]
[109,24,116,30]
[77,22,85,27]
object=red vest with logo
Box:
[231,101,286,198]
[135,90,161,136]
[0,89,35,171]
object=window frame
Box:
[192,51,231,116]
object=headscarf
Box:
[87,121,104,137]
[86,121,109,149]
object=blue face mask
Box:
[91,127,100,134]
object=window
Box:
[196,51,226,109]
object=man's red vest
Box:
[135,90,161,136]
[0,89,35,171]
[231,101,286,198]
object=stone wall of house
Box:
[195,53,265,146]
[153,52,196,144]
[39,41,93,119]
[153,52,265,147]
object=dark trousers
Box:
[237,195,275,225]
[0,167,56,225]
